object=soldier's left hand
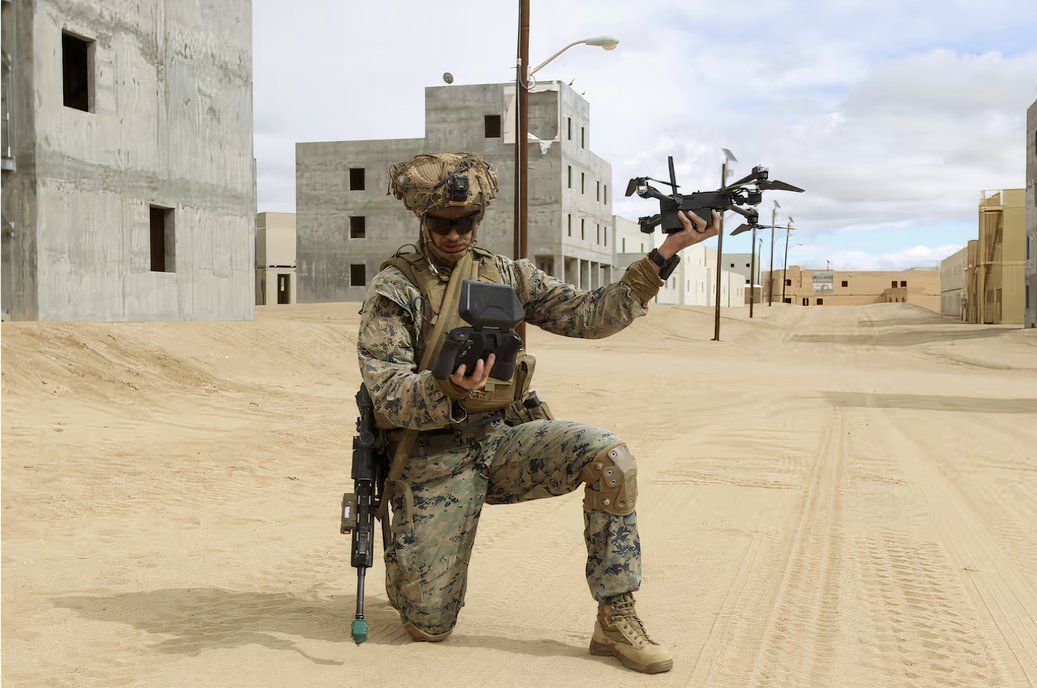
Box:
[450,353,496,391]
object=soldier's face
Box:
[417,210,474,255]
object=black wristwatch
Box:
[648,248,680,280]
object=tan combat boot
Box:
[590,593,672,674]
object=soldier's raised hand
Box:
[450,353,496,391]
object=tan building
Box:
[940,246,967,318]
[963,240,980,323]
[256,212,296,305]
[976,189,1026,324]
[1026,100,1036,328]
[764,266,940,310]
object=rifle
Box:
[340,384,390,644]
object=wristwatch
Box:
[647,248,680,280]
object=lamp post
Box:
[767,200,780,307]
[781,217,795,304]
[514,1,617,342]
[712,148,737,341]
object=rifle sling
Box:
[376,251,478,522]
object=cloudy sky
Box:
[254,0,1037,271]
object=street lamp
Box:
[514,1,618,343]
[781,217,796,304]
[712,148,737,341]
[767,199,780,307]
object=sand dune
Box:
[3,302,1036,687]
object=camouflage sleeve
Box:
[357,268,457,430]
[500,255,664,339]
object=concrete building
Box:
[256,212,296,305]
[612,215,745,307]
[1,0,255,322]
[1026,100,1036,328]
[764,266,941,311]
[296,81,614,302]
[940,246,967,318]
[976,188,1026,325]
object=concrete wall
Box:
[295,81,613,302]
[940,246,967,318]
[1,0,255,322]
[1026,101,1036,328]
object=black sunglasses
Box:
[424,213,479,236]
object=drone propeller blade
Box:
[625,178,639,197]
[668,156,677,191]
[758,179,805,193]
[726,171,758,189]
[730,223,753,236]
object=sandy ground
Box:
[2,301,1036,688]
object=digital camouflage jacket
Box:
[357,251,664,431]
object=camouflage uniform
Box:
[358,250,663,636]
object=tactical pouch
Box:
[503,393,555,426]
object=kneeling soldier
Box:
[357,152,717,673]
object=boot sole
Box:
[589,639,673,674]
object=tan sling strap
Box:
[376,250,479,521]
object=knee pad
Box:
[404,622,453,642]
[581,442,637,516]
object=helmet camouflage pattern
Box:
[388,152,499,218]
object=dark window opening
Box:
[581,172,585,194]
[784,297,792,304]
[817,298,824,305]
[567,117,572,140]
[900,280,907,287]
[730,263,735,268]
[580,218,585,240]
[350,264,366,286]
[277,274,290,304]
[350,216,366,239]
[604,229,607,247]
[785,278,792,286]
[596,225,600,244]
[891,280,898,288]
[484,114,501,138]
[596,181,600,201]
[62,32,93,112]
[349,168,365,191]
[567,214,572,236]
[149,206,175,272]
[581,126,586,148]
[567,165,572,188]
[841,280,848,287]
[802,298,809,306]
[603,185,608,204]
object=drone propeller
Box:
[624,178,641,197]
[730,223,754,236]
[758,179,805,193]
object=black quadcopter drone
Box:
[625,156,804,237]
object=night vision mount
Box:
[625,156,804,237]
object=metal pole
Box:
[712,161,726,341]
[514,0,529,344]
[749,225,757,318]
[781,227,791,304]
[768,205,776,306]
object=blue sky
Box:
[253,0,1037,271]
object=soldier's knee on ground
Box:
[580,442,638,516]
[404,622,454,642]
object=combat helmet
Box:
[388,152,499,219]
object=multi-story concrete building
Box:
[612,215,745,307]
[296,81,614,302]
[976,188,1026,325]
[1026,100,1036,328]
[764,267,941,310]
[1,0,255,321]
[256,212,296,305]
[940,246,967,318]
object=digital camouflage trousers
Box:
[384,419,642,636]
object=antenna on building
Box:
[442,72,454,84]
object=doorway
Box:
[277,274,290,304]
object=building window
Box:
[349,168,365,191]
[580,218,585,240]
[567,117,572,140]
[730,262,735,268]
[350,264,366,286]
[622,237,626,252]
[596,181,600,201]
[581,172,585,194]
[581,126,586,149]
[567,165,572,189]
[596,225,600,245]
[745,263,750,268]
[603,185,608,204]
[484,115,501,138]
[149,206,175,272]
[62,32,93,112]
[817,298,824,305]
[567,214,572,237]
[784,297,792,304]
[785,278,792,286]
[802,298,809,306]
[891,280,897,288]
[841,280,848,287]
[604,229,607,247]
[900,280,907,287]
[349,216,366,239]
